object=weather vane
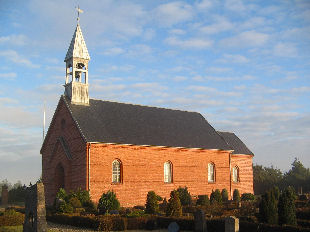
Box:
[76,5,83,23]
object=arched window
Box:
[112,160,121,183]
[164,161,172,183]
[208,163,215,182]
[233,166,239,183]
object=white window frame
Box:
[164,161,172,183]
[208,163,215,182]
[233,166,239,183]
[112,160,121,183]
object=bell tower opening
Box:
[64,9,90,105]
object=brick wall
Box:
[89,143,245,207]
[41,98,87,205]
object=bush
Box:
[221,189,229,202]
[196,195,210,206]
[166,190,182,217]
[278,187,297,226]
[56,188,67,201]
[259,190,278,224]
[233,189,241,203]
[241,193,255,201]
[98,191,120,215]
[145,191,160,214]
[83,200,97,213]
[176,186,192,206]
[69,197,82,209]
[0,209,24,226]
[210,189,222,205]
[58,201,74,214]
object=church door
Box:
[55,163,65,193]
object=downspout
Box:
[88,143,91,191]
[229,152,232,199]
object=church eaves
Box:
[64,24,90,61]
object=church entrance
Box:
[54,163,65,194]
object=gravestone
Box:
[168,221,180,232]
[23,182,48,232]
[225,216,239,232]
[1,185,8,206]
[194,209,207,232]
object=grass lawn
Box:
[0,226,23,232]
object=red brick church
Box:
[41,22,254,207]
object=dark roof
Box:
[63,96,231,150]
[217,131,254,155]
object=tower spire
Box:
[64,7,90,105]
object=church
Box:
[41,20,254,207]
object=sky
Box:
[0,0,309,185]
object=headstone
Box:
[1,185,8,206]
[23,182,48,232]
[225,216,239,232]
[168,222,180,232]
[194,209,207,232]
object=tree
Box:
[176,186,192,206]
[221,189,228,202]
[210,189,222,205]
[278,186,297,226]
[98,191,120,215]
[145,191,161,214]
[259,190,278,224]
[196,195,210,206]
[166,190,182,217]
[233,189,240,203]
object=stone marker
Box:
[168,221,180,232]
[1,185,8,206]
[225,216,239,232]
[194,209,207,232]
[23,182,48,232]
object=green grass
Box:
[0,225,23,232]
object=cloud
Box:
[225,0,246,12]
[173,76,187,82]
[0,50,39,68]
[153,2,194,27]
[103,47,125,56]
[195,0,213,10]
[200,17,234,34]
[165,36,213,49]
[0,34,27,46]
[0,72,17,80]
[273,42,298,57]
[220,31,269,48]
[188,85,242,97]
[218,54,249,63]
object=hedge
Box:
[297,208,310,220]
[240,221,310,232]
[0,211,24,226]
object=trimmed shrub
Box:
[210,189,222,205]
[166,190,182,217]
[241,193,255,201]
[0,209,24,226]
[259,190,278,224]
[176,186,192,206]
[221,189,229,202]
[145,191,161,214]
[278,187,297,226]
[58,201,74,214]
[233,189,241,203]
[196,195,210,206]
[69,197,82,209]
[56,188,67,201]
[83,200,97,213]
[98,191,120,215]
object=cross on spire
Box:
[76,6,83,23]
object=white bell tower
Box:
[64,7,90,105]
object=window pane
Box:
[208,163,214,182]
[112,160,121,183]
[164,162,171,183]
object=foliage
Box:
[98,191,120,215]
[196,195,210,206]
[176,186,192,206]
[56,188,67,201]
[259,189,278,224]
[166,190,182,217]
[278,186,297,226]
[69,197,82,209]
[0,210,24,226]
[221,189,228,202]
[210,189,222,205]
[145,191,161,214]
[241,193,255,201]
[233,189,241,203]
[58,201,74,213]
[82,200,97,213]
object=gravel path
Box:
[48,222,96,231]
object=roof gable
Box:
[63,96,231,150]
[218,131,254,155]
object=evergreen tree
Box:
[233,189,240,203]
[176,186,192,206]
[196,195,210,206]
[221,189,229,202]
[259,190,278,224]
[278,187,297,226]
[210,189,222,204]
[166,190,182,217]
[98,191,120,215]
[145,191,160,214]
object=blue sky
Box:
[0,0,309,184]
